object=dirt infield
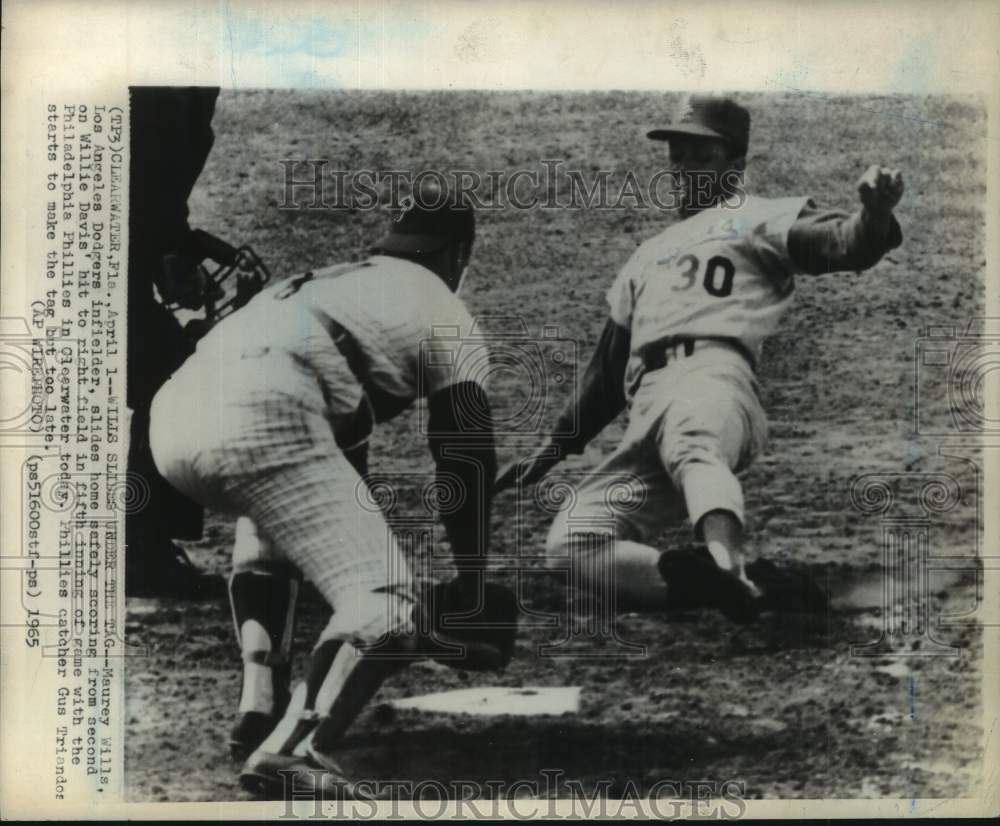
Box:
[125,91,987,802]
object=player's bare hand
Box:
[495,444,564,493]
[858,165,903,216]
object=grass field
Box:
[126,90,987,802]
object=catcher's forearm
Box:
[427,382,497,585]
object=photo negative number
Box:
[670,254,735,298]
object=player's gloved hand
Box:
[157,252,209,309]
[413,578,518,671]
[495,440,566,493]
[181,317,214,344]
[857,165,904,217]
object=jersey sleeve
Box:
[745,195,812,288]
[787,201,903,275]
[417,296,481,399]
[605,250,641,328]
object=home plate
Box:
[390,686,581,717]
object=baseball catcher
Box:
[497,95,903,621]
[149,184,516,796]
[127,86,271,598]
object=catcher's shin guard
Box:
[228,561,300,759]
[242,592,418,783]
[240,635,414,793]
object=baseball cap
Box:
[373,180,475,256]
[647,95,750,157]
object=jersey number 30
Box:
[672,254,735,298]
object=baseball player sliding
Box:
[497,95,903,620]
[150,185,515,796]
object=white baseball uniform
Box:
[150,255,478,645]
[547,194,810,556]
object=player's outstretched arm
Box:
[495,316,630,492]
[788,165,904,275]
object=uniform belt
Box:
[641,337,756,371]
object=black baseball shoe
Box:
[658,546,762,624]
[744,558,830,615]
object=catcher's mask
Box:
[159,229,272,321]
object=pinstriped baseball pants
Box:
[149,349,414,644]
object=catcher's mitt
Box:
[413,578,518,671]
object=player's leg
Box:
[219,410,421,792]
[701,509,745,572]
[543,364,765,619]
[652,366,766,606]
[227,516,301,760]
[544,443,685,611]
[241,595,419,796]
[150,380,312,757]
[654,368,830,617]
[150,367,417,786]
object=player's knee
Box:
[232,516,278,568]
[317,588,416,649]
[545,520,621,581]
[661,432,727,482]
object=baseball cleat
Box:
[239,749,299,795]
[306,746,391,800]
[745,558,830,615]
[239,748,377,799]
[658,546,762,624]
